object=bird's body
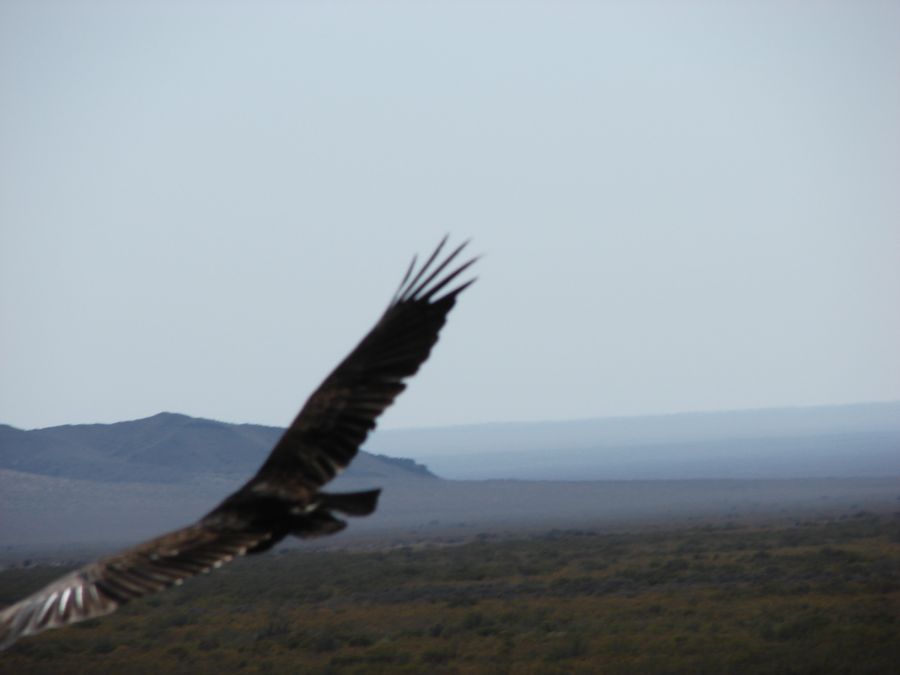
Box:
[0,238,476,650]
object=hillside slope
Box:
[0,412,435,484]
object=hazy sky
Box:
[1,1,898,431]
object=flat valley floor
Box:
[1,510,898,674]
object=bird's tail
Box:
[287,489,381,540]
[318,489,381,516]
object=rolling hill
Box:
[0,412,435,484]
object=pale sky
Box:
[1,0,898,431]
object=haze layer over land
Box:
[366,401,900,480]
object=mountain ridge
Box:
[0,413,436,484]
[2,401,898,484]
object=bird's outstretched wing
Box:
[226,236,476,501]
[0,238,476,651]
[0,524,271,650]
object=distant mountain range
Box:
[2,402,898,485]
[1,403,899,550]
[0,412,435,485]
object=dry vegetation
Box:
[1,512,898,674]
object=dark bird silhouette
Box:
[0,238,476,650]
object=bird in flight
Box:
[0,237,476,650]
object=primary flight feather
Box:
[0,237,476,650]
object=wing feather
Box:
[0,524,271,650]
[236,239,476,498]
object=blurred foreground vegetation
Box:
[1,512,898,674]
